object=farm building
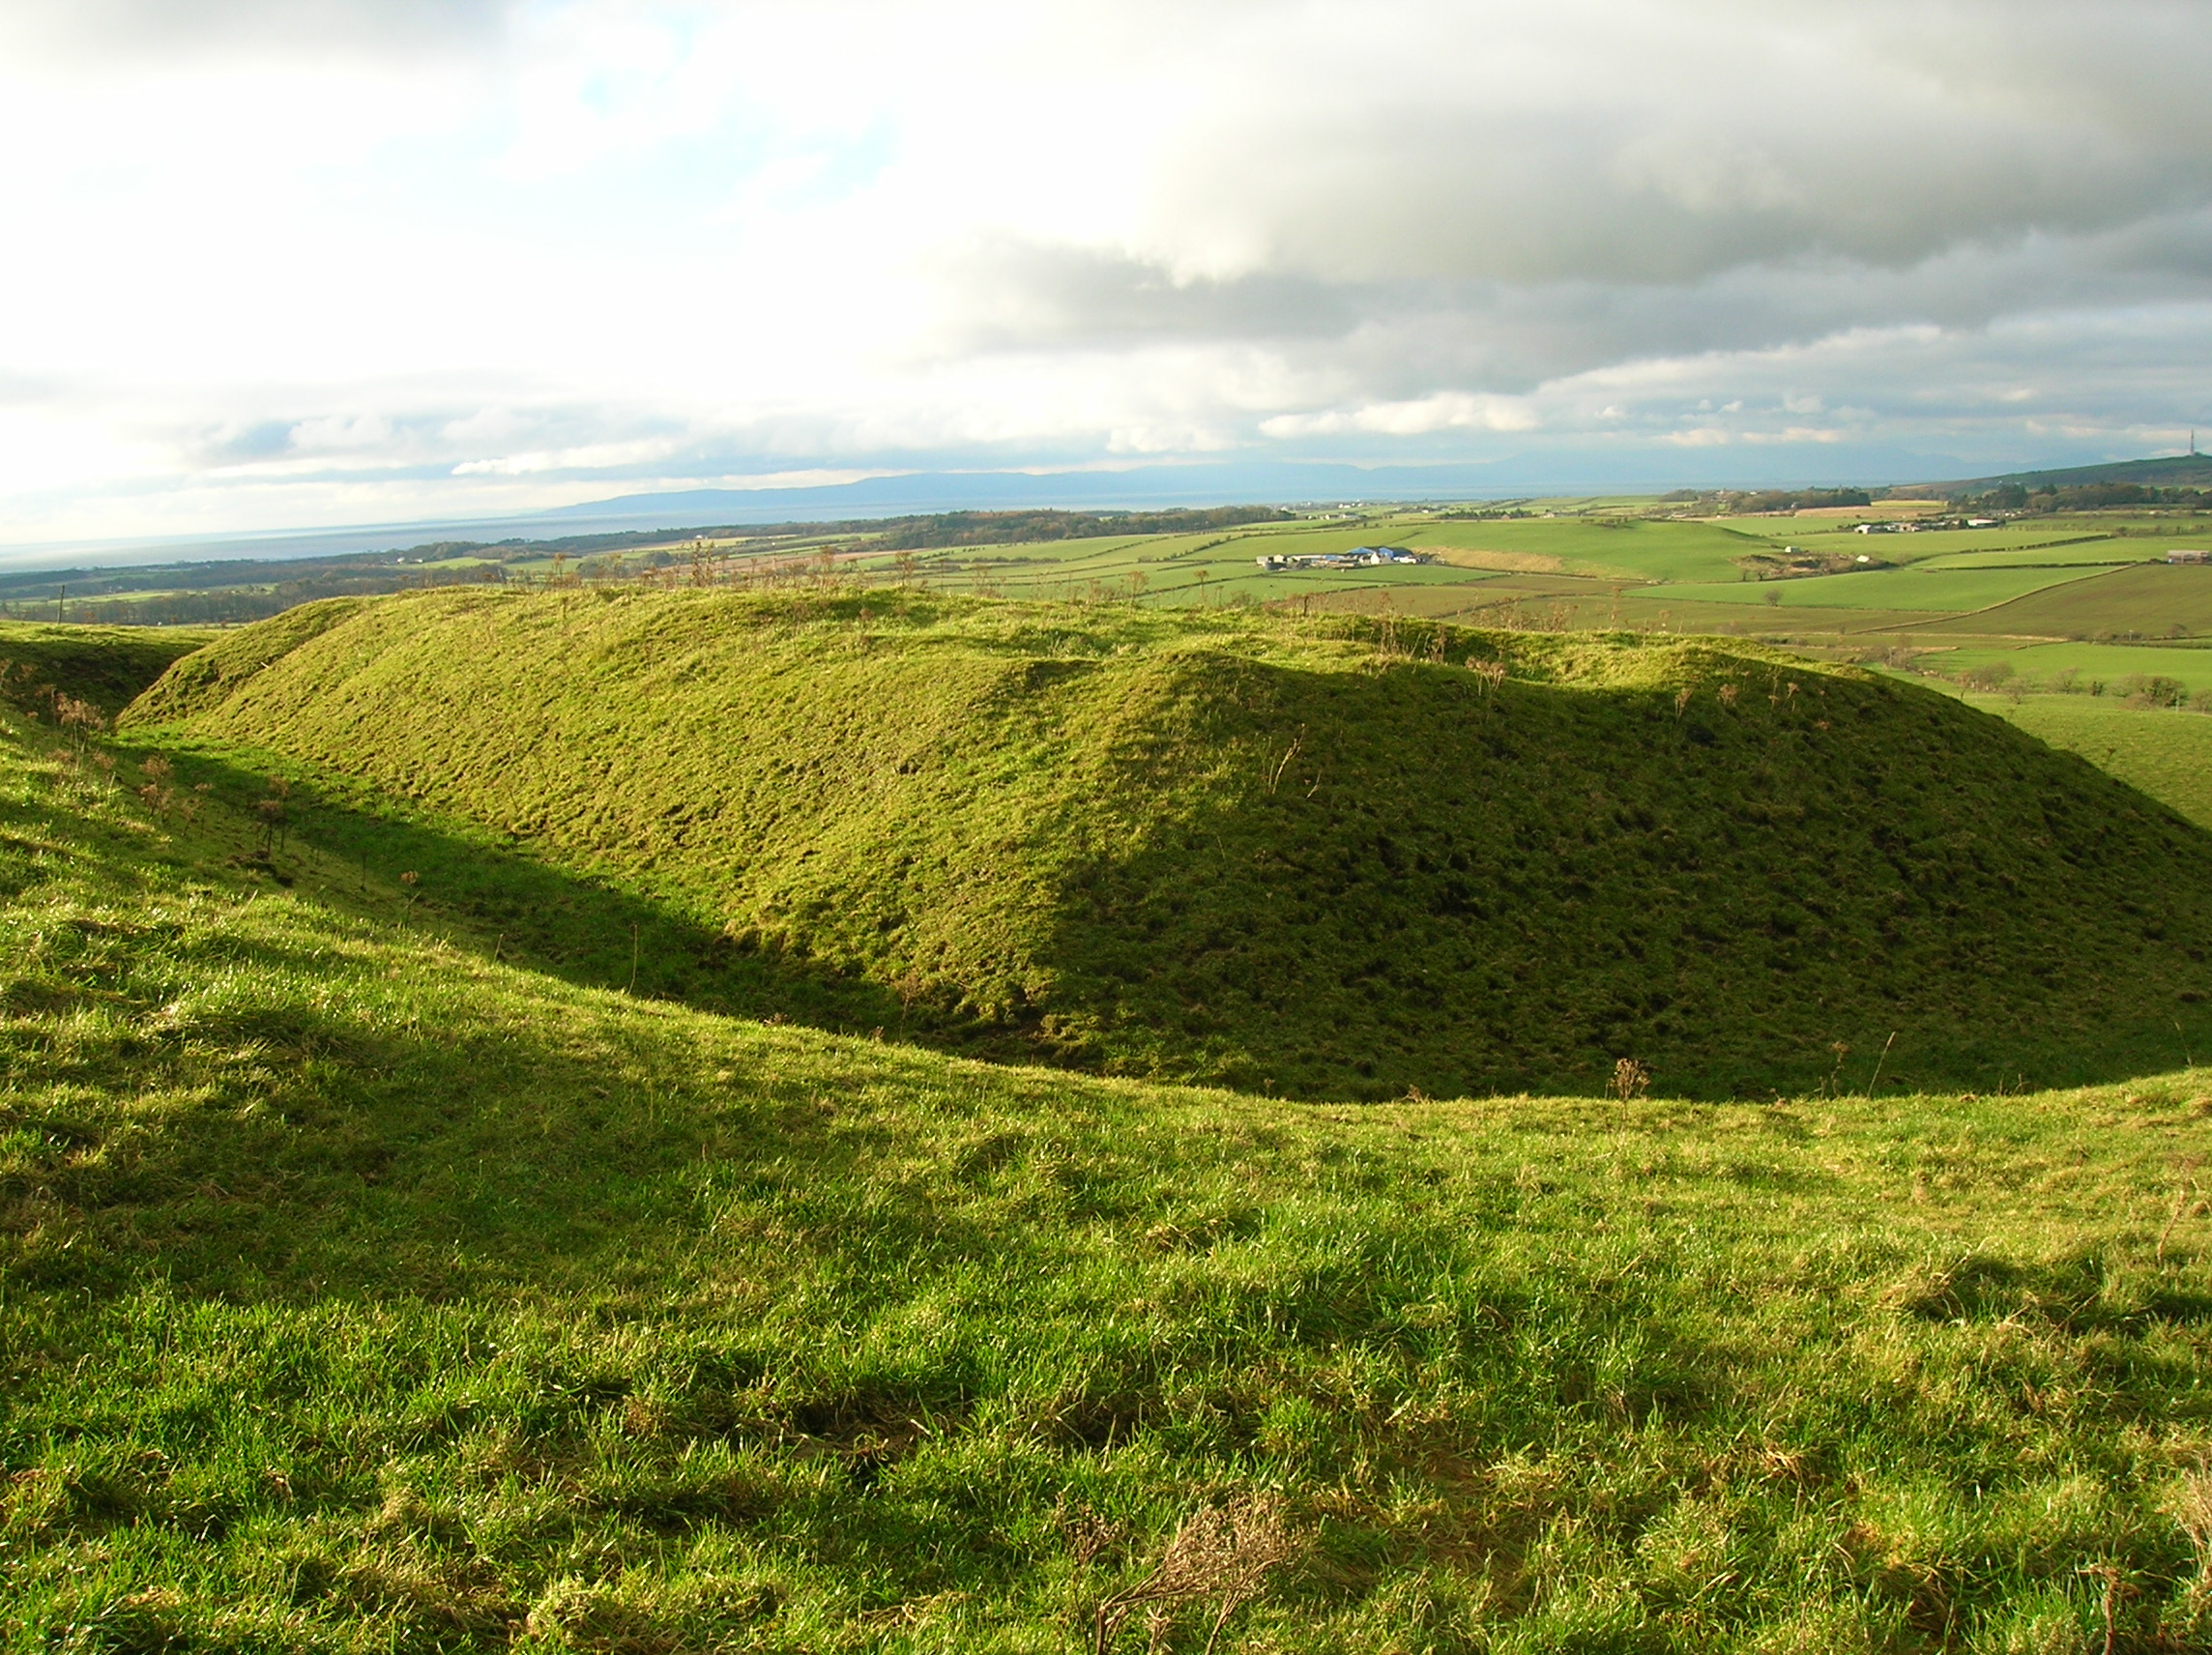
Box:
[2167,549,2209,565]
[1254,546,1432,572]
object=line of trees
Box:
[1659,487,1873,511]
[1952,481,2212,512]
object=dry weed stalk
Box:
[1467,658,1507,696]
[1611,1058,1650,1102]
[52,693,106,754]
[2159,1155,2204,1267]
[1091,1491,1296,1655]
[2078,1561,2132,1655]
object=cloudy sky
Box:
[5,0,2212,543]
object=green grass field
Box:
[12,540,2212,1649]
[23,496,2212,666]
[869,506,2212,654]
[1718,524,2125,566]
[1911,640,2212,695]
[1952,693,2212,829]
[1912,546,2151,570]
[1941,565,2212,640]
[1660,566,2110,614]
[12,642,2212,1651]
[752,505,2212,671]
[1401,520,1771,585]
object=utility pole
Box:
[55,585,64,624]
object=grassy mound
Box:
[10,699,2212,1651]
[123,589,2212,1099]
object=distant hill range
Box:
[1911,451,2212,496]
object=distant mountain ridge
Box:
[1913,451,2212,495]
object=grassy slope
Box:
[1963,695,2212,829]
[127,590,2212,1102]
[0,620,219,715]
[1945,564,2212,639]
[11,698,2212,1652]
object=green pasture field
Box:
[873,519,1508,609]
[11,665,2212,1650]
[2025,514,2212,541]
[20,500,2195,671]
[1937,563,2212,639]
[813,508,2188,647]
[1303,576,1622,624]
[1615,598,1936,636]
[1307,585,1926,643]
[858,517,1794,611]
[1653,564,2110,614]
[1718,523,2122,565]
[1955,691,2212,829]
[1405,519,1776,584]
[1911,639,2212,695]
[1913,545,2152,570]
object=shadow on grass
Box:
[1036,654,2212,1101]
[150,743,929,1041]
[0,740,1091,1305]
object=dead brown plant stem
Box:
[2159,1156,2202,1267]
[1866,1031,1896,1097]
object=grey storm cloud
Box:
[922,0,2212,413]
[1146,0,2212,286]
[932,241,1360,349]
[937,212,2212,408]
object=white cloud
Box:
[4,0,2212,541]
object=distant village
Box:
[1254,545,1434,572]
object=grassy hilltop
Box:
[124,588,2212,1099]
[7,647,2212,1651]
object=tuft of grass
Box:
[121,588,2212,1099]
[7,665,2212,1649]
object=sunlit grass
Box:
[6,690,2212,1650]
